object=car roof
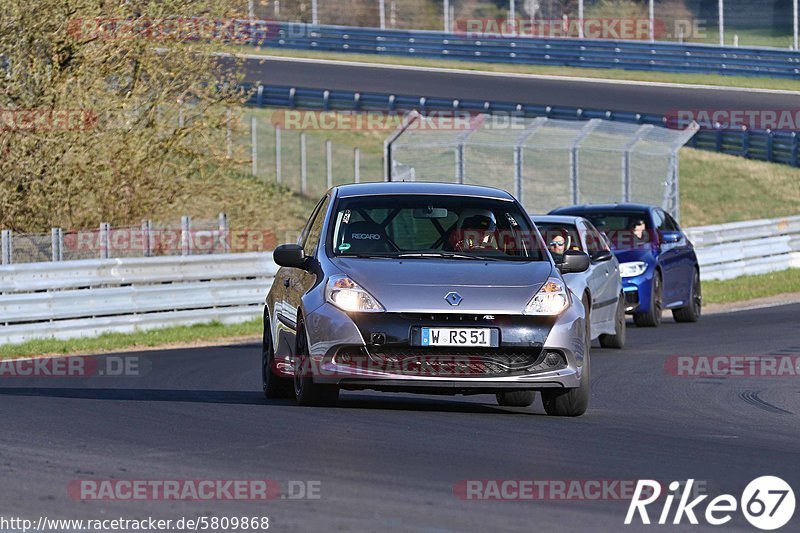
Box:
[334,181,515,200]
[549,203,654,214]
[531,214,586,226]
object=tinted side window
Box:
[582,222,603,253]
[302,196,330,256]
[652,209,665,231]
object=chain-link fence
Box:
[0,214,281,265]
[247,0,799,49]
[387,113,698,219]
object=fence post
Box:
[622,125,653,203]
[455,144,465,184]
[142,219,152,257]
[326,140,333,189]
[300,132,308,195]
[219,212,230,254]
[251,115,258,177]
[513,147,523,200]
[570,119,601,205]
[100,222,110,259]
[354,147,361,183]
[51,228,63,262]
[1,229,12,265]
[181,216,192,256]
[275,125,282,184]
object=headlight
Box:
[325,275,385,313]
[524,277,570,316]
[619,261,648,278]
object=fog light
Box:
[544,351,565,368]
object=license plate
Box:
[420,327,493,347]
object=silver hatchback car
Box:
[532,215,626,350]
[263,182,593,416]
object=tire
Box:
[542,317,590,417]
[496,391,536,407]
[293,318,339,407]
[633,271,662,327]
[672,269,702,323]
[262,314,294,399]
[599,293,626,349]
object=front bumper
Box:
[292,302,587,393]
[622,270,654,314]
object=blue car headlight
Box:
[619,261,648,278]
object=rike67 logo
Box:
[626,477,795,530]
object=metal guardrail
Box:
[257,22,800,79]
[687,215,800,280]
[0,253,276,345]
[243,84,800,168]
[2,215,799,345]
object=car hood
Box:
[330,258,554,313]
[613,247,657,264]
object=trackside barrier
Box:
[256,22,800,79]
[0,253,276,345]
[687,215,800,280]
[241,84,800,168]
[2,215,799,344]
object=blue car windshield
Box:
[573,211,654,250]
[330,195,547,261]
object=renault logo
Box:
[445,292,463,306]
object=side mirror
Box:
[273,244,308,269]
[559,250,591,274]
[660,231,682,245]
[590,250,614,263]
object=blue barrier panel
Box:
[252,22,800,79]
[240,83,800,167]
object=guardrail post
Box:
[275,125,282,184]
[288,87,297,109]
[251,116,258,177]
[326,140,333,189]
[323,90,330,111]
[100,222,110,259]
[257,84,264,107]
[300,132,308,195]
[792,132,799,167]
[181,216,192,256]
[142,219,152,257]
[218,213,230,254]
[2,229,12,265]
[51,228,63,262]
[354,147,361,183]
[742,130,750,158]
[767,131,774,162]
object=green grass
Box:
[703,268,800,305]
[0,319,262,360]
[680,148,800,226]
[232,46,800,92]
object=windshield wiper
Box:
[396,252,499,261]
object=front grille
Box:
[335,347,566,377]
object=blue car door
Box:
[663,211,695,305]
[653,208,683,305]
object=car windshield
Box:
[330,195,547,261]
[570,211,653,250]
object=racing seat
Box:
[341,221,393,254]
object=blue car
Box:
[548,204,701,327]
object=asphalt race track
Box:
[1,304,799,531]
[240,56,800,116]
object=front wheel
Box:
[673,270,701,323]
[633,272,662,327]
[599,293,626,349]
[262,315,294,399]
[293,318,339,407]
[542,312,590,417]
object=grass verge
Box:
[703,268,800,305]
[232,46,800,92]
[2,270,799,359]
[0,319,262,360]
